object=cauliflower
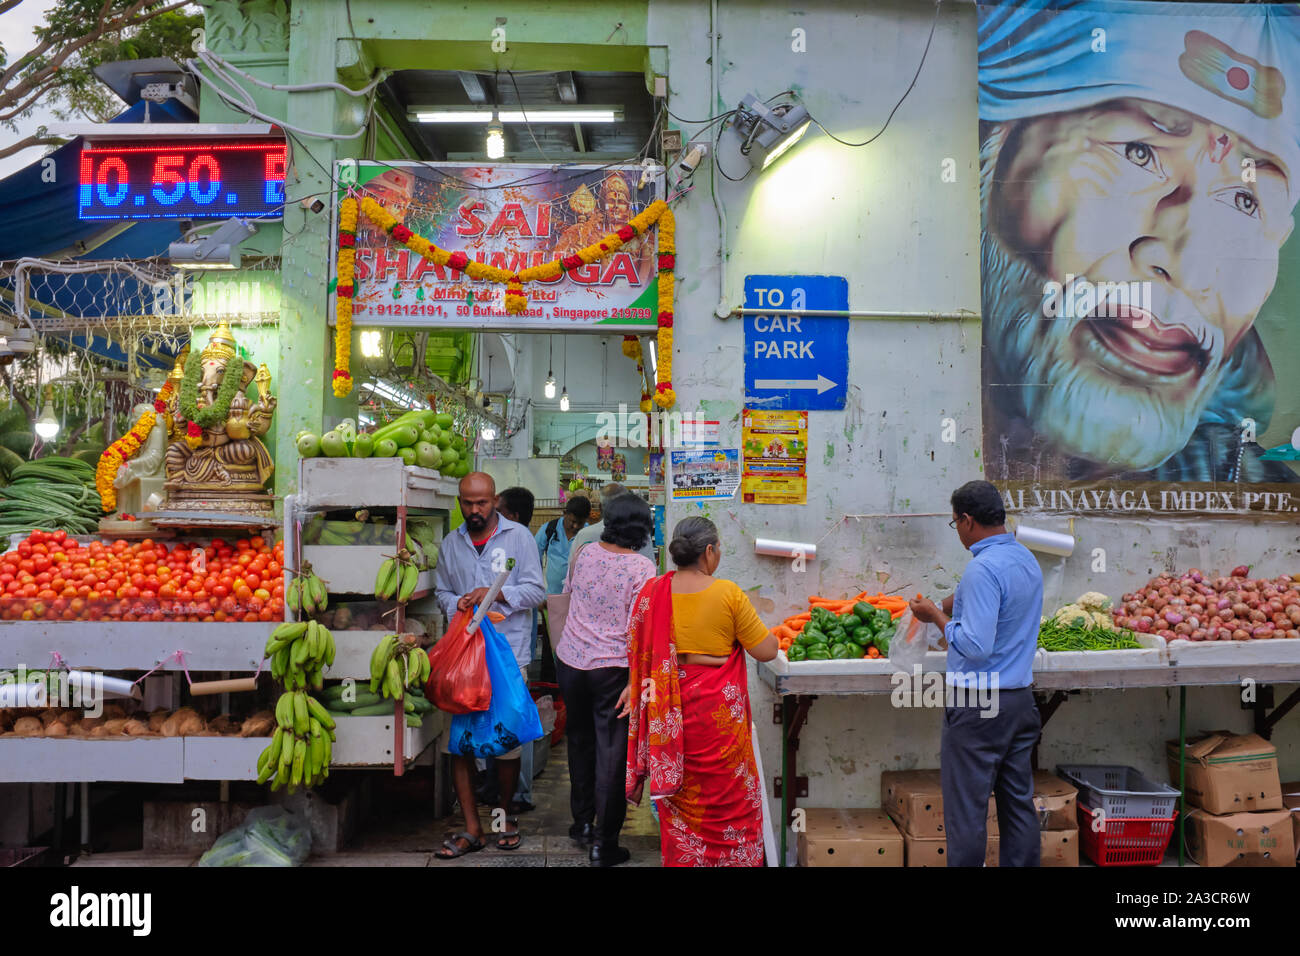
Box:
[1090,610,1114,630]
[1054,604,1091,628]
[1076,591,1113,611]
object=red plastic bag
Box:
[424,608,491,713]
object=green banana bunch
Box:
[368,634,398,692]
[374,557,399,600]
[384,658,404,701]
[397,561,420,603]
[404,646,431,689]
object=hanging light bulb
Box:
[543,336,556,398]
[34,384,60,440]
[486,114,505,160]
[558,335,569,410]
[559,388,570,412]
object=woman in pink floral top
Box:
[555,493,656,866]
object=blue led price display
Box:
[77,139,287,220]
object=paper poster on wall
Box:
[977,0,1300,517]
[741,409,808,505]
[678,420,721,447]
[669,449,741,500]
[647,451,665,502]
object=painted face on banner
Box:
[984,98,1296,470]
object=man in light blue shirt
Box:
[535,496,592,595]
[911,480,1043,868]
[433,473,545,859]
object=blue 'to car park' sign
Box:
[743,275,849,411]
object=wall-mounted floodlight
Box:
[168,218,257,269]
[731,94,812,170]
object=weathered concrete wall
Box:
[648,0,1300,812]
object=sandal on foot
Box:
[435,833,485,860]
[496,818,522,850]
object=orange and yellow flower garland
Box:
[333,196,359,397]
[96,380,173,513]
[349,195,677,408]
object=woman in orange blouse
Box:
[621,516,777,866]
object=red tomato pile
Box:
[0,530,285,623]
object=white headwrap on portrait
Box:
[978,0,1300,185]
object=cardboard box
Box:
[1033,771,1078,830]
[1040,827,1079,867]
[1167,731,1283,815]
[904,832,999,867]
[1282,782,1300,860]
[1184,808,1295,867]
[797,808,904,867]
[881,770,998,837]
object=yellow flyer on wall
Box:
[741,409,808,505]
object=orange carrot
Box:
[867,645,881,658]
[773,625,798,642]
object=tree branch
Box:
[0,79,61,123]
[0,366,32,419]
[0,0,187,110]
[0,133,65,161]
[0,0,25,16]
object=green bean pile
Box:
[0,458,102,537]
[1037,619,1142,651]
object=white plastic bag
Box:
[888,610,944,674]
[197,807,312,867]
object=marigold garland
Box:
[344,195,678,408]
[334,196,359,397]
[96,378,173,513]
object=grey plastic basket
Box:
[1056,764,1179,819]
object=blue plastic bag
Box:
[448,613,543,758]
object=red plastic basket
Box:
[1078,804,1177,866]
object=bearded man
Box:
[978,0,1300,484]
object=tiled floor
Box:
[350,738,662,868]
[69,737,662,868]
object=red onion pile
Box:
[1113,567,1300,643]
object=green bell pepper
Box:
[829,642,852,660]
[799,627,828,646]
[827,626,847,643]
[851,625,873,645]
[806,644,832,661]
[873,609,892,631]
[844,641,867,659]
[839,611,860,629]
[853,601,876,623]
[787,644,808,662]
[873,624,896,654]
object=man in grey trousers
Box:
[910,480,1044,866]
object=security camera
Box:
[302,197,325,214]
[677,143,707,176]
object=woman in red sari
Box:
[620,517,778,867]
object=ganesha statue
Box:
[163,320,277,515]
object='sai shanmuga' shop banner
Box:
[335,163,660,331]
[978,0,1300,518]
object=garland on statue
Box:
[179,348,245,449]
[344,195,678,409]
[334,196,359,397]
[96,380,174,513]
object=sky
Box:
[0,0,62,180]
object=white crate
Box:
[328,711,446,767]
[769,650,948,676]
[182,736,267,781]
[0,737,185,783]
[0,621,277,672]
[301,545,435,597]
[1166,636,1300,666]
[298,457,457,511]
[1033,633,1167,671]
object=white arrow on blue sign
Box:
[743,275,849,411]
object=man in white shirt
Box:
[432,473,545,858]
